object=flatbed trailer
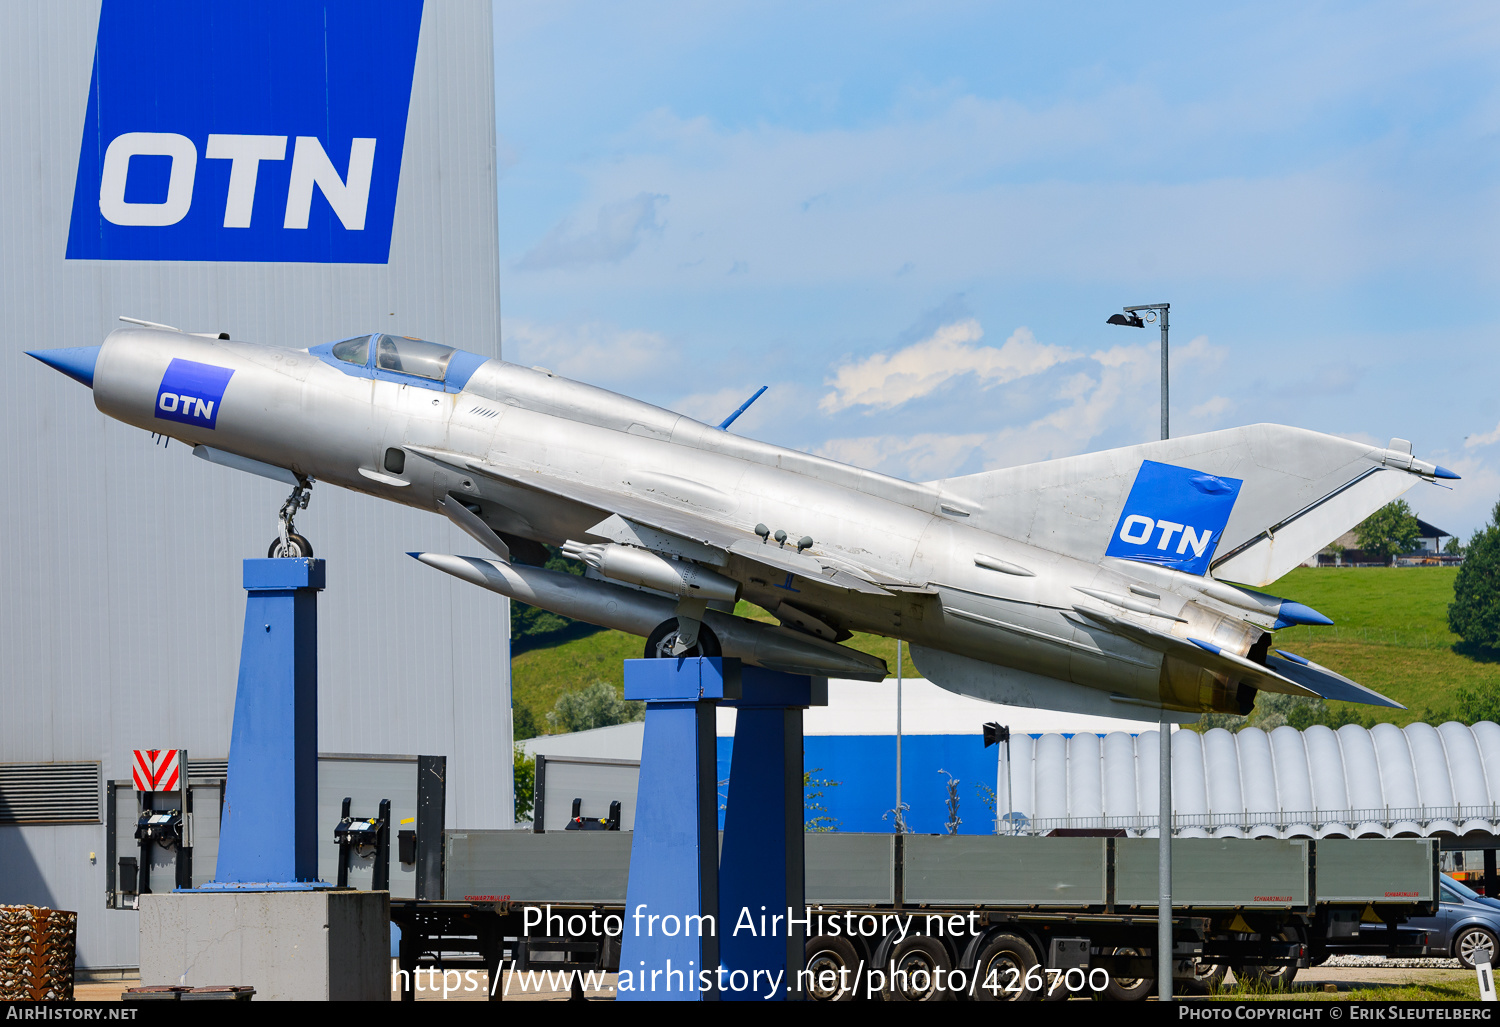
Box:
[389,831,1437,1001]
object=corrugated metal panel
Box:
[0,763,101,824]
[0,0,508,968]
[1005,722,1500,839]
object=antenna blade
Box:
[716,385,768,431]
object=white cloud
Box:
[1190,396,1233,419]
[814,334,1233,480]
[517,192,668,270]
[503,320,674,382]
[820,321,1077,413]
[1465,420,1500,448]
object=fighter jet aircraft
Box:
[30,323,1458,721]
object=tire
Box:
[804,936,861,1001]
[880,936,953,1002]
[267,533,313,558]
[1232,925,1299,989]
[644,618,722,659]
[1100,947,1153,1002]
[1454,926,1499,971]
[970,932,1042,1002]
[1178,958,1227,995]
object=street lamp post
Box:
[1106,303,1170,442]
[1107,301,1173,1001]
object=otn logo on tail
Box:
[1105,460,1243,575]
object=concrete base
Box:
[140,890,389,1000]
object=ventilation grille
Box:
[0,763,101,824]
[467,404,500,419]
[187,759,228,781]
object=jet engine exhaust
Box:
[410,552,888,681]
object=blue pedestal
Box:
[211,559,325,886]
[617,658,739,1001]
[719,669,824,1001]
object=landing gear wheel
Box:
[268,478,315,559]
[1455,926,1499,971]
[971,932,1042,1002]
[268,533,314,558]
[804,936,862,1001]
[880,936,953,1002]
[644,618,722,659]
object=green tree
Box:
[1188,692,1372,733]
[547,680,645,733]
[1355,500,1422,565]
[514,744,536,823]
[1450,499,1500,651]
[1445,536,1465,556]
[1451,681,1500,724]
[513,701,540,741]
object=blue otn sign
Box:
[1105,460,1243,576]
[66,0,424,264]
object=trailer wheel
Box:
[804,936,861,1001]
[1231,925,1299,989]
[1178,958,1228,995]
[880,936,953,1001]
[1099,947,1153,1002]
[970,932,1042,1002]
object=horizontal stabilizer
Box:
[1267,651,1405,709]
[1068,606,1320,700]
[927,424,1437,586]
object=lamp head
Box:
[1107,313,1146,328]
[983,722,1011,747]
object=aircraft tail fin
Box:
[927,425,1448,586]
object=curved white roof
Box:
[1004,721,1500,839]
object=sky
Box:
[492,1,1500,540]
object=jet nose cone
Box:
[28,346,101,389]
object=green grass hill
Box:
[511,566,1499,733]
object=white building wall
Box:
[0,0,509,968]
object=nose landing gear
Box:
[268,477,315,558]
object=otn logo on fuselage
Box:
[1104,460,1243,576]
[155,359,234,431]
[65,1,424,264]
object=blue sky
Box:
[493,2,1500,539]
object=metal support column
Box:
[213,558,324,885]
[617,657,738,1002]
[1159,717,1173,1002]
[718,668,826,1001]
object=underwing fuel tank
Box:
[411,552,888,681]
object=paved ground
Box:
[74,969,618,1002]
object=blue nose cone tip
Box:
[1434,465,1461,480]
[28,346,101,389]
[1276,600,1335,627]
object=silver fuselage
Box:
[88,327,1285,715]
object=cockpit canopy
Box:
[332,334,456,382]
